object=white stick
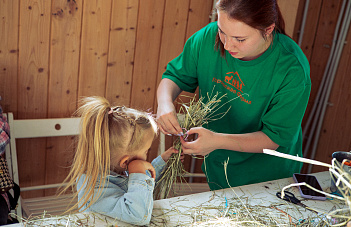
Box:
[263,149,332,168]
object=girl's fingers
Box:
[149,168,156,179]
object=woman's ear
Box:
[265,23,275,36]
[119,155,130,169]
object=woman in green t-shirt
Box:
[157,0,310,190]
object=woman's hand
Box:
[161,147,184,162]
[156,78,183,135]
[180,127,218,156]
[128,160,156,179]
[156,103,182,135]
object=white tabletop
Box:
[151,171,346,226]
[7,171,347,226]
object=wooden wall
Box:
[0,0,215,198]
[293,0,351,173]
[2,0,346,198]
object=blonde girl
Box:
[63,96,177,226]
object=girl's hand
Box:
[161,147,184,162]
[180,127,217,156]
[128,160,156,179]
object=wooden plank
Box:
[149,0,190,162]
[105,0,139,106]
[0,0,19,115]
[48,0,82,117]
[185,0,213,39]
[130,0,165,110]
[300,0,344,173]
[45,136,76,196]
[277,0,300,37]
[18,0,51,198]
[46,0,83,196]
[78,0,112,97]
[131,0,165,161]
[154,0,190,110]
[292,0,305,42]
[307,0,342,105]
[18,0,51,119]
[311,16,351,173]
[296,0,323,61]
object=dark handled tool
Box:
[332,151,351,166]
[276,191,318,214]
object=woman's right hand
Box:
[157,78,183,135]
[156,102,182,135]
[128,160,156,179]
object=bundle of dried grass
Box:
[154,91,234,200]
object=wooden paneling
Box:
[130,0,165,110]
[0,0,19,114]
[18,0,51,119]
[294,0,324,60]
[105,0,139,106]
[297,0,345,173]
[45,0,83,196]
[305,0,343,120]
[3,0,350,196]
[310,6,351,172]
[277,0,300,37]
[48,0,82,117]
[150,0,191,161]
[78,0,112,97]
[17,0,52,198]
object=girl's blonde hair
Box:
[61,96,158,211]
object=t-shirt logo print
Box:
[224,71,244,92]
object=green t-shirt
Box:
[162,22,311,190]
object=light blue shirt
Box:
[77,155,166,226]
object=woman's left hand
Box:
[180,127,217,156]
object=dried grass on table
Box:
[9,212,122,227]
[264,149,351,226]
[151,190,334,226]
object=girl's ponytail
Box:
[61,96,112,211]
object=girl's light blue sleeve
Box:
[77,173,155,226]
[151,155,167,182]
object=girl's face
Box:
[217,10,270,61]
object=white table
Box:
[151,171,346,226]
[7,171,348,226]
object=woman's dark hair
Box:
[215,0,286,56]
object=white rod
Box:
[263,149,331,168]
[298,0,310,46]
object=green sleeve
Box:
[261,66,311,147]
